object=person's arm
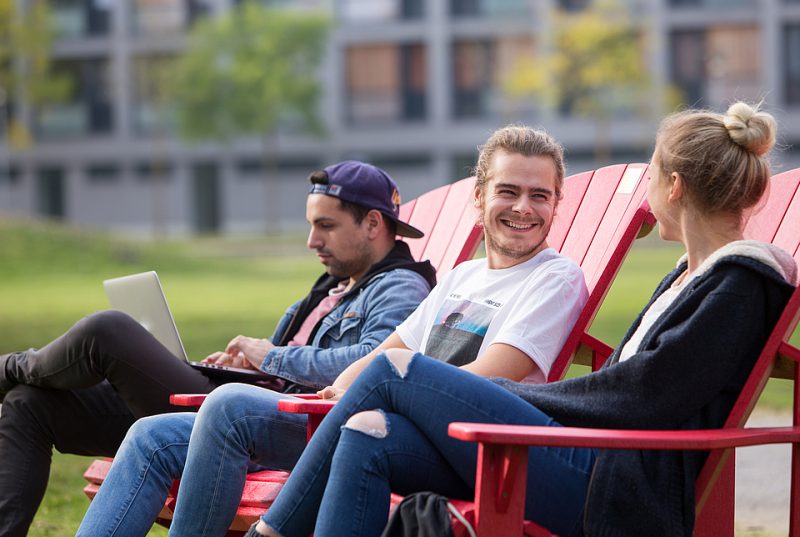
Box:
[459,343,537,381]
[317,332,409,398]
[202,337,275,369]
[259,270,430,389]
[497,267,786,430]
[463,262,588,383]
[201,298,304,369]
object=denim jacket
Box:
[260,242,436,390]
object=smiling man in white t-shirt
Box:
[327,125,589,391]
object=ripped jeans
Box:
[261,352,597,537]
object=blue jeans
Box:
[262,353,597,537]
[77,384,308,537]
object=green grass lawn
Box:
[0,219,796,535]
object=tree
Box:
[0,0,68,149]
[503,0,653,163]
[169,1,329,231]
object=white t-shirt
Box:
[618,270,692,363]
[396,248,588,383]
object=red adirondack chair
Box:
[82,175,485,525]
[84,164,657,534]
[447,166,800,537]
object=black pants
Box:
[0,310,219,537]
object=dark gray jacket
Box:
[493,241,796,537]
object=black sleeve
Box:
[498,267,777,430]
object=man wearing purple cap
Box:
[0,161,435,537]
[78,127,589,537]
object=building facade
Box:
[1,0,799,235]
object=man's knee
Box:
[384,348,415,377]
[78,310,139,344]
[0,385,61,445]
[125,414,168,443]
[2,385,53,420]
[121,414,192,454]
[200,383,283,423]
[343,410,387,439]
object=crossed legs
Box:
[0,310,217,536]
[258,350,596,537]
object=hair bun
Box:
[723,101,777,157]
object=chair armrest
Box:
[170,394,208,407]
[170,390,319,409]
[293,393,325,400]
[277,398,336,415]
[579,333,614,361]
[278,398,337,440]
[572,333,615,370]
[448,423,800,450]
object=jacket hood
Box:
[676,240,797,286]
[276,240,435,347]
[309,240,437,297]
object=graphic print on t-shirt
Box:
[424,294,502,365]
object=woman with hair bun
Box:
[247,103,797,537]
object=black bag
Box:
[381,492,476,537]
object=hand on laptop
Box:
[202,336,275,370]
[202,351,253,370]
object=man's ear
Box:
[474,184,484,210]
[365,209,383,238]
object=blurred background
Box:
[1,0,799,238]
[2,2,800,534]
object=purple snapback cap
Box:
[308,160,424,239]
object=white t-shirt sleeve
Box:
[396,269,455,352]
[489,260,588,377]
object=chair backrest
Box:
[546,164,655,381]
[400,165,654,382]
[694,167,800,521]
[398,177,483,280]
[83,166,656,536]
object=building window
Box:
[131,0,183,34]
[51,0,111,38]
[452,36,535,119]
[786,25,800,106]
[0,165,21,186]
[132,55,177,136]
[236,157,322,178]
[135,161,173,182]
[452,154,477,181]
[450,0,530,18]
[339,0,423,21]
[36,167,65,219]
[346,43,427,124]
[86,163,120,184]
[668,0,754,6]
[131,0,211,35]
[556,0,589,11]
[452,40,492,118]
[36,58,113,139]
[670,26,761,108]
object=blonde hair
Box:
[655,101,777,215]
[474,125,565,199]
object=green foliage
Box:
[0,0,69,147]
[170,1,329,141]
[503,0,650,118]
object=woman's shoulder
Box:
[696,240,797,288]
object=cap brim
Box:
[396,221,425,239]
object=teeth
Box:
[502,220,534,230]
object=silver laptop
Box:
[103,271,274,383]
